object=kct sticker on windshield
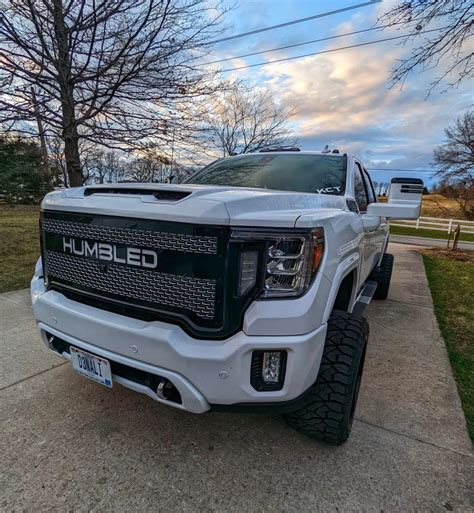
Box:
[315,186,341,194]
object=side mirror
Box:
[366,178,423,220]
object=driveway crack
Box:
[0,362,68,392]
[365,315,407,336]
[384,298,434,310]
[354,417,473,458]
[0,297,32,310]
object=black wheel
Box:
[370,253,394,300]
[284,310,369,445]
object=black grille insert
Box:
[40,211,263,339]
[45,250,217,319]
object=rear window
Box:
[186,154,346,195]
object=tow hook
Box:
[156,378,181,403]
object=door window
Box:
[354,163,368,212]
[362,169,376,204]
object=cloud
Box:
[210,1,472,184]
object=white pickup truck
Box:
[31,149,423,444]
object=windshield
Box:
[186,154,346,195]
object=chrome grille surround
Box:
[44,250,216,319]
[42,218,218,255]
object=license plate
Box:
[70,347,113,388]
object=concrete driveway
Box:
[1,243,472,512]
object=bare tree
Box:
[0,0,225,186]
[48,136,108,185]
[374,181,390,196]
[433,110,473,218]
[128,155,170,183]
[85,149,126,184]
[379,1,473,93]
[435,182,473,219]
[434,110,474,182]
[46,135,71,186]
[205,87,297,157]
[102,152,126,184]
[364,179,390,197]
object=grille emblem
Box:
[62,237,158,269]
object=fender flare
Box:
[322,252,359,323]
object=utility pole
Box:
[170,125,177,183]
[31,87,51,189]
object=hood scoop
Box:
[84,187,191,202]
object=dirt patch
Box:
[420,248,474,263]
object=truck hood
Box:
[42,183,347,228]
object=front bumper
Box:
[31,274,327,413]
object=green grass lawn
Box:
[422,250,474,442]
[0,205,40,293]
[390,224,474,243]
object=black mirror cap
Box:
[391,177,424,185]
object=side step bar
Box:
[352,280,378,318]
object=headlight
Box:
[232,228,324,298]
[34,256,43,277]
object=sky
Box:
[202,0,473,187]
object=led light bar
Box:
[238,251,259,296]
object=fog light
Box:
[262,351,282,383]
[250,350,287,391]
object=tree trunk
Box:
[63,130,82,186]
[52,0,83,187]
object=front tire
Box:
[284,310,369,445]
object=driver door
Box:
[353,161,383,283]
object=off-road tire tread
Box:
[284,311,369,445]
[370,253,394,300]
